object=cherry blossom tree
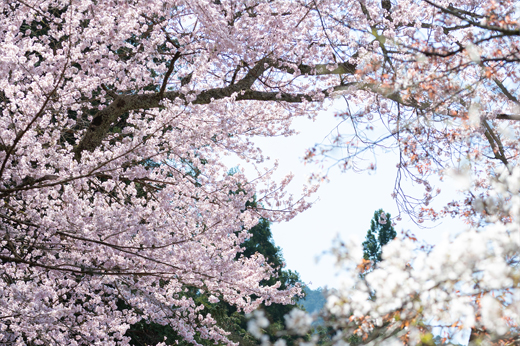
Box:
[2,0,520,345]
[0,0,333,344]
[311,3,520,341]
[303,0,520,222]
[249,170,520,346]
[242,1,520,345]
[309,168,520,346]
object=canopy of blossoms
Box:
[1,0,519,345]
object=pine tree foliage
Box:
[362,209,396,267]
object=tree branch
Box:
[424,0,520,35]
[482,118,509,166]
[159,51,182,98]
[494,78,520,105]
[74,57,273,159]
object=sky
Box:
[240,107,468,289]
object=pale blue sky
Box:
[247,110,467,289]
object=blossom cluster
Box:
[250,169,520,346]
[0,0,326,344]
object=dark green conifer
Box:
[362,209,396,268]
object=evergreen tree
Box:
[125,218,303,346]
[362,209,396,269]
[238,218,304,345]
[313,210,397,346]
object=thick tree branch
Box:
[482,118,509,166]
[74,57,272,159]
[74,56,357,160]
[0,254,172,277]
[271,60,357,76]
[494,78,520,105]
[424,0,520,35]
[159,51,182,98]
[496,113,520,121]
